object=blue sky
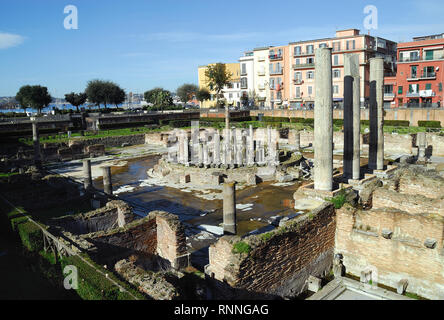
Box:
[1,0,444,97]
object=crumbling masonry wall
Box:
[49,200,135,235]
[335,205,444,299]
[206,203,336,299]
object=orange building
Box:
[385,35,444,108]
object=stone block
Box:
[397,279,408,295]
[307,275,322,293]
[424,238,437,249]
[381,229,393,239]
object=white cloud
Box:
[0,32,25,49]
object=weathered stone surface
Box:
[206,203,336,299]
[86,144,105,157]
[115,259,179,300]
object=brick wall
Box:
[206,202,336,299]
[335,205,444,299]
[156,212,188,269]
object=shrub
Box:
[384,120,410,127]
[326,190,347,209]
[418,120,441,128]
[262,116,290,123]
[232,241,251,254]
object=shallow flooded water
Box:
[94,155,303,236]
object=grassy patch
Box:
[232,241,252,254]
[260,232,274,242]
[0,172,19,178]
[326,189,347,209]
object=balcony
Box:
[399,55,444,63]
[293,79,303,85]
[406,92,420,98]
[270,69,283,75]
[258,84,265,90]
[294,51,314,57]
[240,71,247,76]
[384,93,395,100]
[269,54,283,61]
[407,72,436,81]
[257,70,265,76]
[293,63,315,69]
[258,56,265,62]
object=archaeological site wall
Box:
[335,167,444,299]
[205,203,336,299]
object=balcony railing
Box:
[270,69,283,75]
[293,79,303,85]
[407,72,436,80]
[384,93,395,99]
[294,51,314,57]
[269,54,283,61]
[399,55,444,63]
[257,71,265,76]
[258,84,265,90]
[293,63,315,69]
[406,92,420,97]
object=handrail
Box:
[0,193,140,300]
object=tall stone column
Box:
[191,121,199,165]
[213,130,221,165]
[231,128,237,166]
[32,121,42,167]
[198,143,204,166]
[314,47,333,191]
[203,142,209,166]
[183,134,189,165]
[369,57,385,170]
[178,131,184,164]
[102,166,113,195]
[225,128,231,167]
[417,132,427,160]
[343,54,361,180]
[248,125,255,165]
[223,182,237,235]
[83,159,93,191]
[296,131,301,150]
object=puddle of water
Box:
[95,155,305,237]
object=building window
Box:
[308,86,313,95]
[241,63,247,75]
[229,93,233,99]
[425,50,434,60]
[295,58,300,65]
[306,45,314,54]
[307,71,314,79]
[333,85,339,94]
[295,86,301,98]
[333,42,341,52]
[398,86,403,94]
[294,46,301,55]
[307,57,314,64]
[294,72,302,80]
[410,66,417,78]
[241,78,248,89]
[346,40,355,50]
[384,84,393,94]
[319,43,327,48]
[423,66,435,77]
[425,83,432,90]
[270,78,275,89]
[439,83,443,92]
[333,69,341,78]
[333,55,339,66]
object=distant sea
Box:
[0,103,125,114]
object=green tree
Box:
[176,83,198,105]
[144,88,173,111]
[16,85,52,115]
[64,92,87,112]
[85,80,124,109]
[196,88,211,104]
[204,63,232,108]
[15,85,32,113]
[109,85,126,108]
